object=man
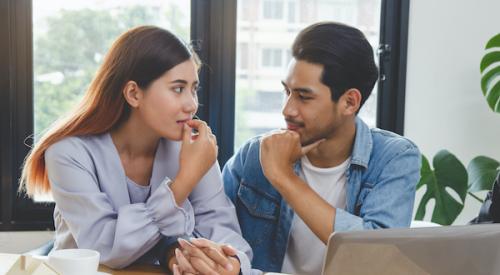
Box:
[223,22,421,274]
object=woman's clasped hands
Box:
[172,238,241,275]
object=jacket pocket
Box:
[237,182,280,220]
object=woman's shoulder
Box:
[45,134,109,163]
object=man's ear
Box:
[122,81,142,108]
[341,88,362,115]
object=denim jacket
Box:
[222,118,421,272]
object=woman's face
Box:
[136,58,199,141]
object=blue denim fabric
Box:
[222,117,421,272]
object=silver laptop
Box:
[321,224,500,275]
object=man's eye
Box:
[299,95,312,100]
[173,87,184,93]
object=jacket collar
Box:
[350,117,373,169]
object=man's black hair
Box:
[292,22,378,107]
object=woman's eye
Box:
[173,87,184,94]
[192,86,201,95]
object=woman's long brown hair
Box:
[20,26,199,196]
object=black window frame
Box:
[0,0,409,230]
[377,0,410,135]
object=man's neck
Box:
[306,120,356,168]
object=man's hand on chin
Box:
[259,130,324,188]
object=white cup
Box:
[47,249,100,275]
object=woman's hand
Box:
[179,119,218,177]
[173,238,240,275]
[171,119,218,205]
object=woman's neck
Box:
[110,115,159,159]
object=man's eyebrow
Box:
[281,81,314,94]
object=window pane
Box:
[263,0,284,20]
[235,0,381,150]
[32,0,190,201]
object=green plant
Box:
[480,33,500,113]
[415,33,500,225]
[415,151,499,225]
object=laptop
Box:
[321,224,500,275]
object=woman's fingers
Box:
[172,264,181,275]
[221,244,238,257]
[175,248,197,274]
[190,256,220,275]
[190,238,234,271]
[186,119,208,137]
[178,239,216,268]
[182,123,192,144]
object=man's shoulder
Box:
[370,128,419,155]
[226,134,266,176]
[370,128,420,167]
[234,134,264,159]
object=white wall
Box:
[405,0,500,224]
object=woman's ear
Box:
[122,81,142,108]
[341,88,362,115]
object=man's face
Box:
[281,58,345,146]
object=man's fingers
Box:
[301,138,325,155]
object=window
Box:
[262,0,284,20]
[287,0,297,23]
[261,48,284,68]
[238,43,249,70]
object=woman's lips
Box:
[286,123,302,131]
[176,119,190,125]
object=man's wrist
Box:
[267,167,297,189]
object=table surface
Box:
[0,253,165,274]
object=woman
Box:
[20,26,253,275]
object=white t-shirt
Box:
[281,156,350,275]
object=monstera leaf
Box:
[468,156,500,192]
[415,150,468,225]
[480,33,500,113]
